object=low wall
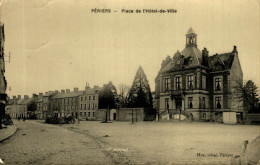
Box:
[116,108,144,121]
[244,114,260,124]
[96,109,107,121]
[223,112,237,124]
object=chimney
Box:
[233,45,237,53]
[13,96,16,99]
[74,88,79,92]
[202,47,209,67]
[94,85,99,89]
[61,90,65,94]
[85,82,91,90]
[32,93,38,98]
[39,93,43,97]
[24,95,29,99]
[66,89,70,93]
[18,95,21,99]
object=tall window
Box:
[165,98,169,109]
[176,77,181,90]
[93,103,95,110]
[202,75,206,89]
[89,96,91,100]
[88,112,90,117]
[165,78,170,91]
[215,97,221,109]
[188,97,193,108]
[188,75,193,90]
[81,97,83,101]
[88,104,90,110]
[202,97,205,109]
[80,104,82,110]
[93,96,95,100]
[84,104,86,110]
[215,78,221,91]
[93,112,95,117]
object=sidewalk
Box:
[0,124,17,143]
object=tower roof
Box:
[186,27,196,36]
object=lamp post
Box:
[129,97,134,124]
[132,108,134,124]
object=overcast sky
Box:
[0,0,259,97]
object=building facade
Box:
[155,28,243,122]
[51,88,82,118]
[36,93,43,119]
[78,85,100,120]
[6,94,38,119]
[41,91,59,119]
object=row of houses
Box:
[5,83,102,120]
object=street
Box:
[0,120,133,165]
[0,120,259,165]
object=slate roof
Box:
[16,99,25,104]
[8,98,19,105]
[208,52,235,72]
[79,88,102,96]
[43,91,58,97]
[16,98,36,105]
[181,46,202,67]
[22,98,35,105]
[52,91,84,99]
[158,50,235,75]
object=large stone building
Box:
[78,85,100,120]
[51,88,83,118]
[154,28,243,123]
[6,94,38,119]
[51,84,102,120]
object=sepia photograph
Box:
[0,0,259,164]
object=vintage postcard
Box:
[0,0,259,164]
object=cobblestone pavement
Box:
[0,120,136,165]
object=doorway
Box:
[113,113,116,120]
[175,98,182,110]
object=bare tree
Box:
[118,84,130,108]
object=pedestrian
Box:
[23,116,26,121]
[18,116,20,121]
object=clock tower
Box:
[186,27,197,48]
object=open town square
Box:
[0,0,260,165]
[0,120,259,165]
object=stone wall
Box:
[116,108,144,121]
